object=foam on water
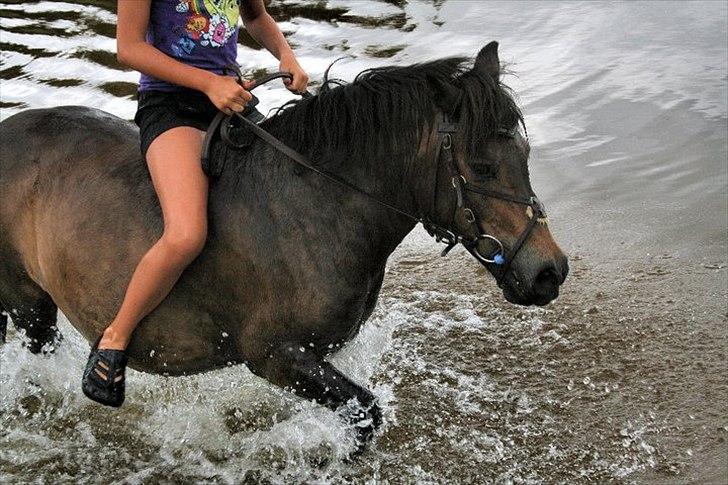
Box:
[0,306,398,483]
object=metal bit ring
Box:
[470,234,505,264]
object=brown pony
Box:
[0,43,567,447]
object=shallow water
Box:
[1,1,726,483]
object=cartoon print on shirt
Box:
[199,0,239,48]
[185,13,208,40]
[171,0,240,50]
[171,34,196,57]
[175,0,190,13]
[200,13,233,47]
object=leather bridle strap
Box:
[464,185,534,206]
[497,203,542,281]
[453,176,546,285]
[424,114,547,286]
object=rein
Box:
[204,68,546,286]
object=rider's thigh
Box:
[145,126,208,241]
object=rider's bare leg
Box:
[98,127,208,350]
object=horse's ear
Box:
[474,41,500,80]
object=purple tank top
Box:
[139,0,241,92]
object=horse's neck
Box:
[299,128,423,256]
[291,140,419,259]
[214,130,421,267]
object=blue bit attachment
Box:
[493,253,506,265]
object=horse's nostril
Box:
[532,266,560,301]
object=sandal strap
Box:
[89,349,127,387]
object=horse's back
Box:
[0,105,139,174]
[0,105,136,139]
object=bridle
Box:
[204,68,547,286]
[422,114,548,285]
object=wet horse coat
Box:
[0,43,567,445]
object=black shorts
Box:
[134,89,218,160]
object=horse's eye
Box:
[472,163,498,179]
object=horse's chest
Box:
[270,267,384,346]
[311,268,385,343]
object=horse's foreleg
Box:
[250,344,382,449]
[0,305,7,344]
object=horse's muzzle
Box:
[501,255,569,306]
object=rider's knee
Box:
[162,225,207,263]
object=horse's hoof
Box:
[345,400,382,457]
[24,331,63,355]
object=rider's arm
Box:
[116,0,249,112]
[240,0,309,93]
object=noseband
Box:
[421,115,547,285]
[209,69,545,287]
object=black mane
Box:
[262,57,523,167]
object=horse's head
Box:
[421,42,568,306]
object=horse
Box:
[0,42,568,447]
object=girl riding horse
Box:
[81,0,309,407]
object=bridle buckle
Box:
[442,133,452,150]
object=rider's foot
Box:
[81,333,128,407]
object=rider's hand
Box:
[279,53,309,94]
[204,74,252,114]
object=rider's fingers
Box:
[233,90,250,104]
[228,100,245,112]
[235,86,252,101]
[233,85,253,101]
[292,72,308,93]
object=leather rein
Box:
[202,67,546,286]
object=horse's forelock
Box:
[456,67,524,155]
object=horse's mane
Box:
[261,56,523,168]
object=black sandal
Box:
[81,334,128,407]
